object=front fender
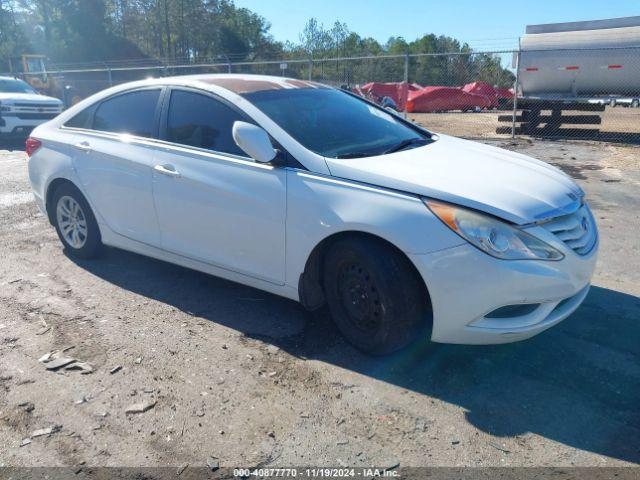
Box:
[285,169,464,289]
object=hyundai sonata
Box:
[27,74,598,354]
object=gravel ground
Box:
[409,106,640,140]
[0,137,639,469]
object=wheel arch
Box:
[298,230,432,313]
[45,177,79,225]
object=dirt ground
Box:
[0,137,639,470]
[409,105,640,139]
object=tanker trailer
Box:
[498,16,640,138]
[519,16,640,106]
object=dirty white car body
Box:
[27,74,598,349]
[0,76,63,136]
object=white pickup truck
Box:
[0,76,63,138]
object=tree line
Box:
[0,0,514,87]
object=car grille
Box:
[3,102,62,121]
[15,112,58,120]
[13,102,60,109]
[9,103,62,117]
[540,204,597,255]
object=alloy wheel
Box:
[56,195,88,249]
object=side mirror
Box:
[232,121,276,163]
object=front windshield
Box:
[242,87,430,158]
[0,78,37,94]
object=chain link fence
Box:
[7,47,640,143]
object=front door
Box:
[152,88,287,284]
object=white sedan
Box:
[27,74,598,354]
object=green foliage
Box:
[0,1,514,87]
[289,19,514,87]
[0,0,31,70]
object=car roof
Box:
[160,74,329,95]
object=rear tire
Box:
[51,183,102,259]
[322,237,430,355]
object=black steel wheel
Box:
[336,260,384,336]
[323,237,430,355]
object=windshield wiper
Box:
[336,138,429,159]
[382,137,429,154]
[336,151,375,159]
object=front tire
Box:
[51,183,102,259]
[322,237,430,355]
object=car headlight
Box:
[424,199,564,261]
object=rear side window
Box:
[93,89,160,138]
[64,104,97,129]
[165,90,248,156]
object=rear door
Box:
[71,87,164,246]
[152,88,287,284]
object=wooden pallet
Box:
[497,99,605,136]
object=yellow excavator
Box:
[8,54,62,98]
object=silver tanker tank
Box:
[518,16,640,99]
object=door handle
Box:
[154,164,181,177]
[74,141,92,152]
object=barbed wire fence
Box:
[6,47,640,143]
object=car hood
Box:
[0,92,62,105]
[324,134,583,225]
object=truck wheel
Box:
[51,183,102,259]
[322,237,430,355]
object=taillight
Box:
[25,137,42,157]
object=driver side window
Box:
[165,90,249,157]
